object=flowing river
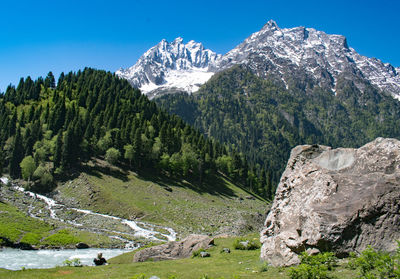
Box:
[0,248,129,270]
[0,177,177,270]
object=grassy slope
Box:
[0,236,358,279]
[56,161,268,236]
[1,159,267,247]
[0,197,125,248]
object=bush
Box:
[105,147,120,165]
[300,252,337,270]
[63,258,82,267]
[289,263,332,279]
[348,243,400,279]
[32,165,54,192]
[289,252,338,279]
[259,261,269,272]
[233,238,260,250]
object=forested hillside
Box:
[0,68,271,197]
[156,65,400,191]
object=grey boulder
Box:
[260,138,400,266]
[134,234,214,262]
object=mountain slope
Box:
[118,20,400,100]
[156,65,400,188]
[215,20,400,99]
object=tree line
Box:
[0,68,272,198]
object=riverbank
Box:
[0,176,176,250]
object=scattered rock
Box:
[133,234,214,262]
[222,248,231,253]
[164,186,173,192]
[75,242,89,249]
[260,138,400,266]
[200,251,210,258]
[239,241,250,249]
[245,196,255,200]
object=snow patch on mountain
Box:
[116,37,221,97]
[215,20,400,99]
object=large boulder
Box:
[133,234,214,262]
[260,138,400,266]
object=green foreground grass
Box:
[0,236,358,279]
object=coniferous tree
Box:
[53,130,63,168]
[61,125,74,168]
[9,127,24,178]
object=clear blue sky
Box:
[1,0,399,92]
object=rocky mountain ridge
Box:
[117,20,400,99]
[116,37,221,97]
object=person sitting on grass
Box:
[93,253,107,266]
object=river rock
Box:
[76,242,89,249]
[260,138,400,266]
[133,234,214,262]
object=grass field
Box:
[0,235,358,279]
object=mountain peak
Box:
[262,19,279,31]
[173,37,184,44]
[116,38,222,97]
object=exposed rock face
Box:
[133,234,214,262]
[260,138,400,266]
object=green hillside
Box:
[55,160,267,236]
[0,68,268,248]
[0,68,258,196]
[156,65,400,195]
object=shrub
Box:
[289,263,332,279]
[63,258,82,267]
[348,243,400,279]
[289,252,338,279]
[233,238,260,250]
[300,252,337,270]
[259,261,269,272]
[105,147,120,165]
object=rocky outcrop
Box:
[260,138,400,266]
[133,234,214,262]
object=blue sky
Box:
[1,0,399,92]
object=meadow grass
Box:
[0,235,358,279]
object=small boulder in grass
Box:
[233,238,260,250]
[200,251,210,258]
[221,248,231,253]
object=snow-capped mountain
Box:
[215,20,400,99]
[116,37,221,97]
[117,20,400,99]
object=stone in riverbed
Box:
[260,138,400,266]
[76,242,89,249]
